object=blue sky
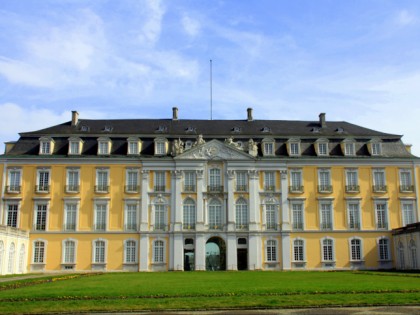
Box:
[1,1,420,154]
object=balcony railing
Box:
[292,223,304,230]
[33,223,46,231]
[93,223,106,231]
[320,222,332,230]
[236,185,248,192]
[35,185,50,193]
[349,222,360,230]
[207,185,223,193]
[208,223,223,230]
[266,223,278,231]
[63,223,76,231]
[154,185,166,192]
[124,224,138,231]
[125,185,140,193]
[6,185,21,193]
[373,185,387,193]
[264,185,275,192]
[95,185,109,193]
[377,222,388,230]
[183,223,196,230]
[318,185,333,193]
[400,185,415,193]
[184,185,196,192]
[66,185,80,193]
[153,223,167,231]
[289,185,304,193]
[345,185,360,193]
[235,223,248,230]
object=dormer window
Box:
[336,127,344,134]
[369,140,382,156]
[287,139,301,157]
[103,125,113,132]
[315,139,329,156]
[232,126,241,133]
[156,125,167,133]
[261,127,271,133]
[342,139,356,156]
[311,127,321,133]
[262,138,275,156]
[127,137,141,155]
[68,137,83,155]
[154,137,168,155]
[185,126,196,133]
[80,125,90,132]
[39,137,54,155]
[185,140,193,150]
[97,137,111,155]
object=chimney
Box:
[172,107,178,121]
[247,108,253,121]
[319,113,326,128]
[71,111,79,126]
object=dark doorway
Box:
[205,237,226,271]
[184,238,194,271]
[237,248,248,270]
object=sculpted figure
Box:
[248,138,258,157]
[194,134,206,146]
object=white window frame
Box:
[319,200,333,230]
[7,168,22,193]
[63,201,79,231]
[290,200,304,231]
[347,200,361,230]
[154,137,167,155]
[125,168,139,193]
[62,238,77,264]
[208,198,223,230]
[288,139,301,156]
[39,137,54,155]
[32,239,47,264]
[127,137,141,155]
[235,171,248,192]
[208,168,222,191]
[36,168,51,193]
[372,168,386,192]
[153,196,168,231]
[265,239,278,262]
[316,139,329,156]
[235,197,248,229]
[92,238,107,264]
[5,201,20,228]
[262,138,275,156]
[183,198,196,230]
[153,239,166,264]
[343,140,356,156]
[377,237,390,261]
[320,237,335,262]
[264,197,279,231]
[289,169,303,192]
[154,171,166,192]
[369,140,382,156]
[66,168,80,193]
[184,171,196,192]
[345,168,359,192]
[292,238,305,262]
[68,137,83,155]
[399,169,413,192]
[124,239,138,264]
[349,237,363,261]
[97,137,111,155]
[264,171,275,191]
[318,168,332,193]
[93,201,109,231]
[401,200,416,226]
[374,200,389,230]
[124,200,138,231]
[95,168,109,193]
[33,202,49,231]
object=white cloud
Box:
[395,10,417,26]
[181,14,201,37]
[138,0,165,45]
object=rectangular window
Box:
[69,141,80,155]
[154,205,166,230]
[153,240,164,263]
[379,238,390,260]
[400,170,413,192]
[35,204,47,231]
[126,169,139,192]
[6,203,19,228]
[345,143,355,155]
[40,141,51,154]
[402,201,416,226]
[94,204,107,231]
[373,169,386,192]
[345,169,359,192]
[33,241,45,263]
[236,171,247,191]
[266,240,277,262]
[98,142,109,155]
[350,239,362,261]
[293,240,304,261]
[96,169,109,193]
[264,171,275,191]
[318,142,328,156]
[155,142,166,155]
[37,170,50,192]
[375,202,388,229]
[64,203,77,231]
[209,168,222,191]
[184,171,196,192]
[66,169,80,192]
[371,143,381,155]
[291,202,304,230]
[266,204,277,230]
[322,239,334,261]
[94,241,105,263]
[64,241,75,263]
[347,202,360,230]
[264,142,274,156]
[125,204,137,231]
[8,169,21,193]
[125,240,137,263]
[154,171,166,192]
[290,142,300,156]
[128,141,139,155]
[290,169,303,192]
[318,169,332,192]
[320,202,333,230]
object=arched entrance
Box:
[206,237,226,271]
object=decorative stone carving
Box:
[171,139,184,156]
[172,170,183,179]
[193,134,206,147]
[224,137,243,150]
[248,139,258,157]
[248,170,259,179]
[141,170,149,179]
[280,170,288,180]
[226,170,235,179]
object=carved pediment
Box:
[175,139,255,160]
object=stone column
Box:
[281,232,291,270]
[172,170,183,232]
[226,170,235,231]
[248,170,260,231]
[280,170,291,231]
[249,233,261,270]
[139,234,149,271]
[196,170,205,231]
[195,233,206,270]
[140,170,149,231]
[173,233,184,271]
[227,234,237,270]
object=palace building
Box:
[0,108,419,274]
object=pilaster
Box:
[139,234,149,271]
[281,232,291,270]
[140,170,149,231]
[172,170,183,232]
[226,234,237,270]
[196,170,205,231]
[280,170,291,231]
[195,234,206,270]
[249,233,261,270]
[248,170,260,231]
[227,170,235,231]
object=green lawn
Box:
[1,271,419,314]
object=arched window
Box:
[125,240,137,263]
[18,244,25,273]
[235,198,248,229]
[266,239,277,262]
[398,241,405,269]
[153,240,165,263]
[63,240,76,264]
[33,240,45,263]
[378,237,390,261]
[293,239,305,262]
[208,199,222,230]
[183,198,196,230]
[350,238,362,261]
[8,243,15,274]
[322,238,334,261]
[410,240,417,269]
